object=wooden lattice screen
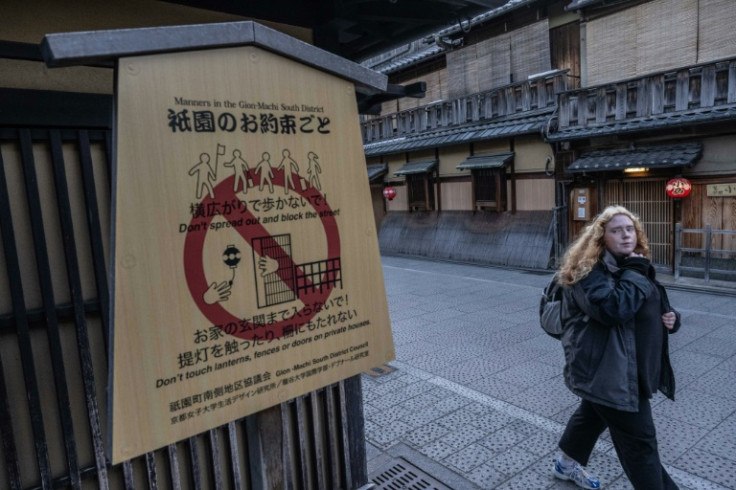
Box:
[0,125,367,490]
[604,178,673,267]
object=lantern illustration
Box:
[223,245,241,285]
[666,177,692,198]
[223,245,241,267]
[383,186,396,200]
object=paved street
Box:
[363,255,736,489]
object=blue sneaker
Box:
[553,459,601,489]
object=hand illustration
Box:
[203,281,232,304]
[258,256,279,276]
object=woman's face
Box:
[604,214,637,258]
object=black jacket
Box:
[560,253,680,412]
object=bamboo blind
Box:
[636,0,697,75]
[447,46,480,99]
[476,38,512,92]
[509,21,551,85]
[586,0,697,86]
[397,70,446,111]
[446,20,550,99]
[697,0,736,63]
[587,8,637,85]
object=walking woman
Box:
[552,206,680,489]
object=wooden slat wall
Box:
[682,184,736,255]
[439,181,473,211]
[515,179,555,212]
[550,22,581,89]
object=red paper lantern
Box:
[665,177,692,198]
[382,186,396,200]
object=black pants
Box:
[559,397,678,490]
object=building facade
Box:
[362,0,736,277]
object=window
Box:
[393,160,438,211]
[474,168,507,212]
[456,153,513,212]
[407,174,435,211]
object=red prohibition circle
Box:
[183,169,340,340]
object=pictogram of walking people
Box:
[188,152,217,200]
[223,149,251,194]
[306,151,322,190]
[188,144,325,200]
[254,151,274,193]
[278,149,300,195]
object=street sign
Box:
[110,45,394,463]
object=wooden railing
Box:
[361,71,568,143]
[557,57,736,130]
[675,223,736,283]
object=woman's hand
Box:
[662,311,676,330]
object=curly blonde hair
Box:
[557,205,650,286]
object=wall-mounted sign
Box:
[707,183,736,197]
[110,45,394,463]
[666,177,692,198]
[573,188,591,221]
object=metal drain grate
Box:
[365,364,395,377]
[370,459,453,490]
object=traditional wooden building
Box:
[362,0,736,278]
[361,0,580,270]
[548,0,736,277]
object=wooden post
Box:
[705,223,712,283]
[471,172,477,211]
[595,87,607,123]
[495,172,502,213]
[674,222,682,280]
[651,74,664,115]
[247,406,284,489]
[701,65,716,108]
[510,158,516,214]
[615,83,627,120]
[435,169,442,212]
[558,93,570,127]
[728,61,736,104]
[675,68,690,111]
[424,175,431,211]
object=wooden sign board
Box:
[707,183,736,197]
[572,187,591,221]
[110,45,394,463]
